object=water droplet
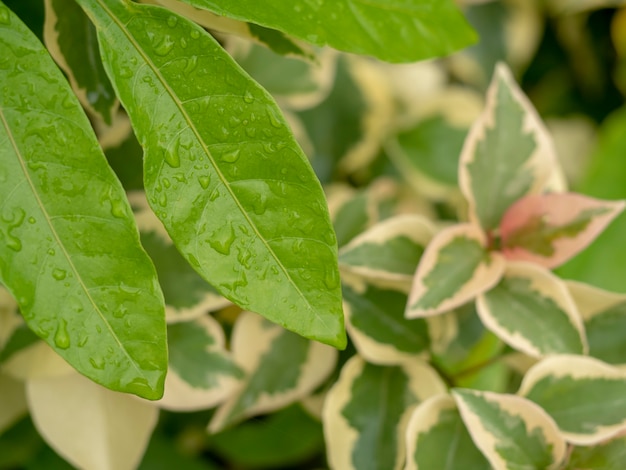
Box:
[78,335,89,347]
[237,246,252,269]
[190,29,200,39]
[198,175,210,189]
[187,253,201,268]
[209,189,220,201]
[183,56,198,74]
[52,268,67,280]
[167,15,178,28]
[153,35,175,56]
[54,319,70,349]
[208,223,235,255]
[220,149,240,163]
[164,149,181,168]
[27,216,35,224]
[243,90,254,104]
[324,267,340,289]
[267,109,283,128]
[0,6,10,24]
[292,239,303,254]
[90,356,105,370]
[110,198,126,219]
[180,37,188,48]
[3,207,25,252]
[299,269,312,281]
[158,192,167,207]
[113,305,128,318]
[229,116,241,127]
[95,325,102,333]
[252,193,267,215]
[47,248,55,256]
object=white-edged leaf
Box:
[156,315,244,411]
[500,193,625,268]
[342,282,430,366]
[567,280,626,365]
[323,356,446,470]
[27,370,158,470]
[453,388,566,470]
[406,224,505,318]
[2,341,75,381]
[208,311,336,432]
[458,62,565,233]
[477,261,587,358]
[519,354,626,445]
[404,394,490,470]
[129,192,231,323]
[339,215,435,291]
[0,372,27,434]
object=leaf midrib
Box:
[95,0,324,320]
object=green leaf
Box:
[209,312,337,432]
[339,215,433,290]
[342,283,430,365]
[175,0,476,63]
[323,356,446,470]
[43,0,117,124]
[453,388,566,470]
[459,63,564,232]
[406,224,505,317]
[519,355,626,445]
[477,262,587,358]
[77,0,345,348]
[566,436,626,470]
[405,394,490,470]
[566,281,626,365]
[0,3,167,399]
[157,316,244,412]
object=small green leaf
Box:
[0,3,167,399]
[43,0,117,124]
[477,262,587,358]
[453,388,566,470]
[209,312,337,432]
[459,63,564,233]
[405,394,490,470]
[323,356,446,470]
[175,0,477,63]
[406,224,505,317]
[77,0,345,348]
[342,283,430,365]
[566,436,626,470]
[519,355,626,445]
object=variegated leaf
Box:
[453,388,566,470]
[477,261,587,358]
[2,341,75,381]
[406,224,505,318]
[27,370,158,470]
[156,315,243,412]
[566,280,626,365]
[0,372,27,435]
[342,283,429,366]
[129,192,231,323]
[405,394,490,470]
[459,63,564,233]
[323,356,446,470]
[208,311,336,432]
[566,435,626,470]
[500,193,625,268]
[339,215,435,291]
[519,354,626,445]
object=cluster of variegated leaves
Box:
[326,60,626,468]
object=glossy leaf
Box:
[43,0,117,124]
[175,0,476,63]
[0,4,167,399]
[78,0,346,348]
[342,283,430,365]
[129,192,231,323]
[339,215,434,290]
[406,224,505,318]
[209,312,337,432]
[404,394,490,470]
[500,193,625,268]
[157,315,244,412]
[459,63,564,233]
[323,356,446,470]
[453,388,566,470]
[519,355,626,445]
[566,280,626,365]
[477,262,587,358]
[27,370,158,470]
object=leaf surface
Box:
[323,356,446,470]
[0,3,167,399]
[500,193,625,268]
[459,63,564,233]
[566,435,626,470]
[77,0,345,348]
[406,224,505,317]
[175,0,476,63]
[519,355,626,445]
[477,262,587,358]
[453,388,566,470]
[404,394,490,470]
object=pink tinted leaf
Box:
[500,193,625,268]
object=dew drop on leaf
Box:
[324,267,340,289]
[208,223,236,255]
[243,90,254,104]
[0,6,10,24]
[164,149,181,168]
[166,15,177,28]
[190,29,200,39]
[89,356,105,370]
[54,319,70,350]
[52,268,66,280]
[198,175,210,189]
[220,149,240,163]
[267,109,283,129]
